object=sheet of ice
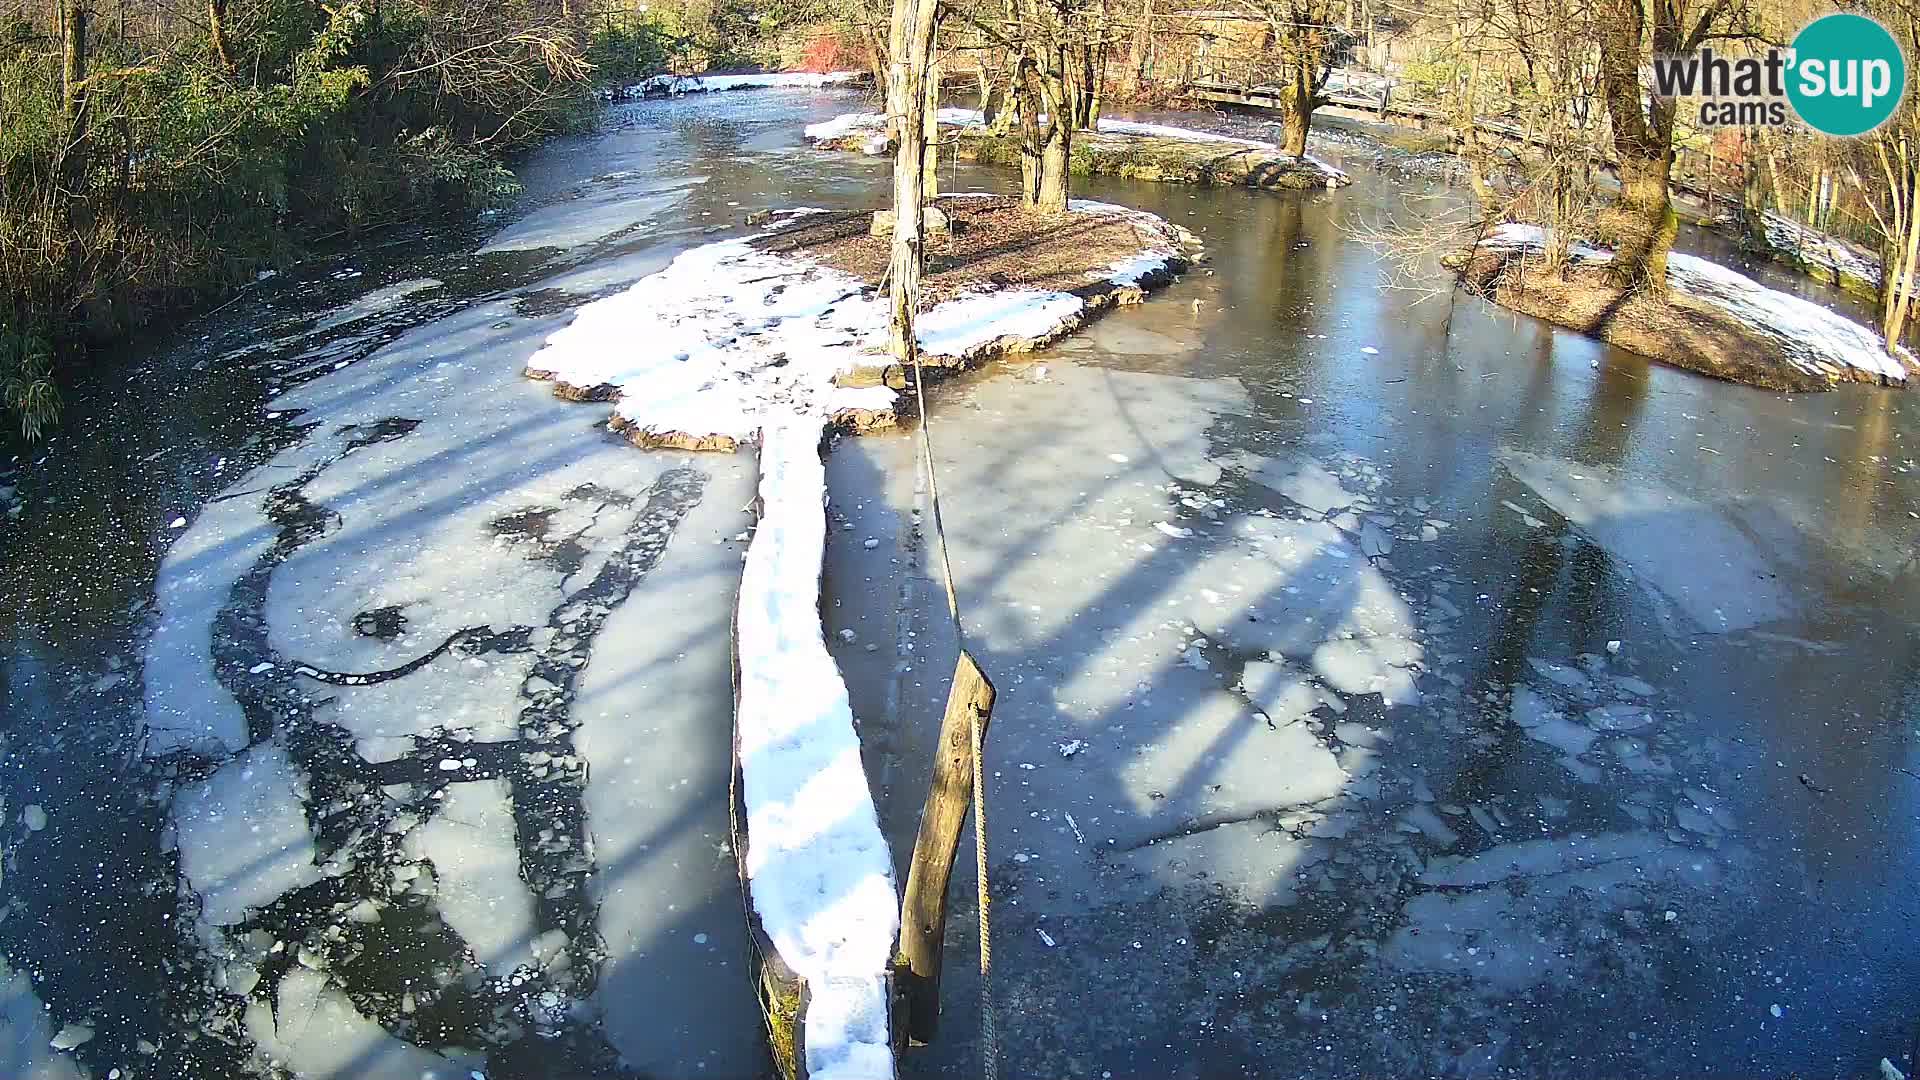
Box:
[1240,658,1336,726]
[574,460,768,1076]
[525,203,1183,446]
[311,278,442,334]
[173,741,321,927]
[244,967,482,1080]
[0,960,84,1080]
[144,461,282,758]
[479,180,701,254]
[638,70,862,94]
[1480,223,1906,383]
[1226,450,1361,516]
[1499,448,1793,632]
[734,421,897,1080]
[401,779,539,974]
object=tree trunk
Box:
[1280,75,1312,157]
[1033,48,1072,214]
[1013,56,1046,205]
[1741,132,1771,250]
[60,0,88,192]
[1604,151,1678,286]
[922,52,940,201]
[1121,0,1153,99]
[886,0,939,364]
[1037,120,1070,212]
[1593,0,1678,288]
[208,0,234,70]
[1879,139,1919,349]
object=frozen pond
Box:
[1,87,1918,1080]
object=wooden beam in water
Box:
[896,649,995,1046]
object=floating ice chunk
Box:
[401,779,539,975]
[0,959,85,1079]
[1239,660,1327,727]
[1311,638,1420,705]
[1270,459,1357,516]
[1359,521,1393,557]
[47,1026,90,1051]
[172,741,320,927]
[245,967,482,1080]
[1154,521,1193,539]
[1585,704,1655,731]
[22,805,45,832]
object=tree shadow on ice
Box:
[846,344,1782,1078]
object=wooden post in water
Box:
[896,650,994,1045]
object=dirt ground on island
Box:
[754,196,1177,307]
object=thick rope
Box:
[907,337,995,1080]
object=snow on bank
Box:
[803,108,1350,185]
[1717,210,1883,290]
[736,420,897,1080]
[524,202,1190,447]
[1481,223,1908,384]
[631,70,862,96]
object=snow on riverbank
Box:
[803,108,1350,185]
[1481,223,1909,384]
[1714,209,1883,291]
[629,70,863,96]
[524,202,1192,447]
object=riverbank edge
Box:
[1452,239,1914,392]
[809,115,1347,191]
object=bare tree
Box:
[1590,0,1740,287]
[1217,0,1347,156]
[885,0,940,360]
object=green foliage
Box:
[0,0,599,438]
[0,326,58,442]
[587,18,676,85]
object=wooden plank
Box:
[895,649,995,1046]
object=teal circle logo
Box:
[1787,13,1906,136]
